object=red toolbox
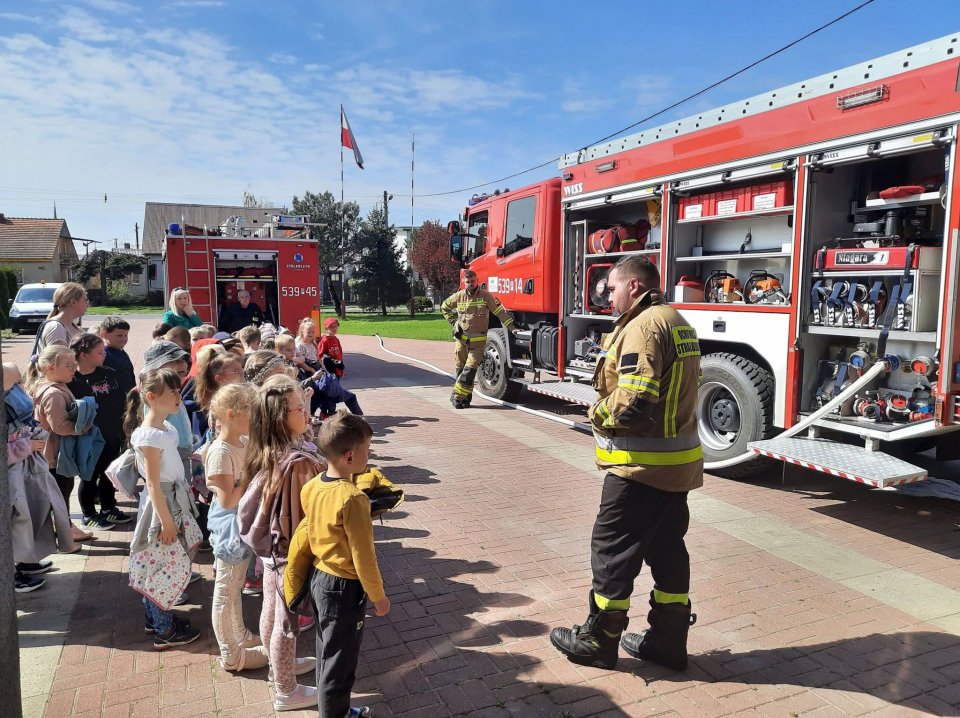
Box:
[745,180,793,212]
[678,180,791,220]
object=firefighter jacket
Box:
[440,287,514,343]
[588,288,703,492]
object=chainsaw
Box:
[744,271,788,304]
[704,271,743,303]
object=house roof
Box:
[142,202,288,255]
[0,217,75,262]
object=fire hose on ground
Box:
[375,334,888,471]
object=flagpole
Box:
[339,105,345,319]
[408,132,416,316]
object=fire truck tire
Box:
[480,328,523,402]
[698,353,775,479]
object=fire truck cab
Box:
[451,33,960,487]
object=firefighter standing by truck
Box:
[550,255,703,671]
[440,270,516,409]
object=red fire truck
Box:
[449,33,960,486]
[164,215,320,330]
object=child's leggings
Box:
[259,561,299,694]
[143,596,173,635]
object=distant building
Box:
[0,214,79,284]
[141,202,288,294]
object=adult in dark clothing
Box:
[67,333,132,529]
[218,290,264,333]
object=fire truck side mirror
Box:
[447,220,461,235]
[450,234,463,264]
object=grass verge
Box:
[87,305,162,315]
[334,313,451,341]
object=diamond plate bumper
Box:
[749,437,927,488]
[526,381,596,406]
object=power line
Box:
[410,0,877,199]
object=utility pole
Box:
[135,222,139,250]
[383,190,390,226]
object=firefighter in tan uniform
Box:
[440,270,516,408]
[551,255,702,671]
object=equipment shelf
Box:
[676,205,794,224]
[675,250,791,263]
[804,325,936,342]
[584,249,659,259]
[855,191,942,213]
[813,269,940,278]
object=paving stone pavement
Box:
[10,324,960,717]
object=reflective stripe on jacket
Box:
[588,289,703,491]
[440,288,514,340]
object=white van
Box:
[9,283,61,334]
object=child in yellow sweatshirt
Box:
[303,412,389,718]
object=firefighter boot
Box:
[550,591,629,669]
[620,592,696,671]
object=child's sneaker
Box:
[242,577,263,596]
[101,508,132,524]
[273,684,317,712]
[14,572,44,593]
[153,621,200,650]
[298,614,315,632]
[268,656,316,681]
[188,571,201,585]
[15,560,53,575]
[81,514,115,531]
[145,615,191,635]
[348,708,371,717]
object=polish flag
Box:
[340,106,364,169]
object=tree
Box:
[72,250,147,285]
[411,220,460,301]
[242,190,273,208]
[351,205,409,316]
[291,190,361,317]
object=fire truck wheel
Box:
[698,353,775,479]
[479,328,523,402]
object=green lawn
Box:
[335,313,452,341]
[86,305,162,315]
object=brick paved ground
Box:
[10,321,960,717]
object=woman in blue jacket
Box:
[162,288,203,329]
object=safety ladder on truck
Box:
[180,235,217,325]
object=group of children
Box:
[7,310,389,716]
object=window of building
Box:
[503,196,536,256]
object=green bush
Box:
[0,268,17,329]
[106,280,139,307]
[414,295,434,312]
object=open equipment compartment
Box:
[796,138,948,434]
[668,170,796,307]
[562,193,663,375]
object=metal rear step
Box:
[526,381,595,406]
[748,437,927,488]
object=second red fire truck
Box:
[448,33,960,486]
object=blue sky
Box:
[0,0,954,245]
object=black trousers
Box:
[311,570,367,718]
[77,439,121,518]
[590,473,691,603]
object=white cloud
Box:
[79,0,138,13]
[0,12,547,241]
[58,8,124,43]
[268,53,298,66]
[167,0,225,7]
[0,12,42,23]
